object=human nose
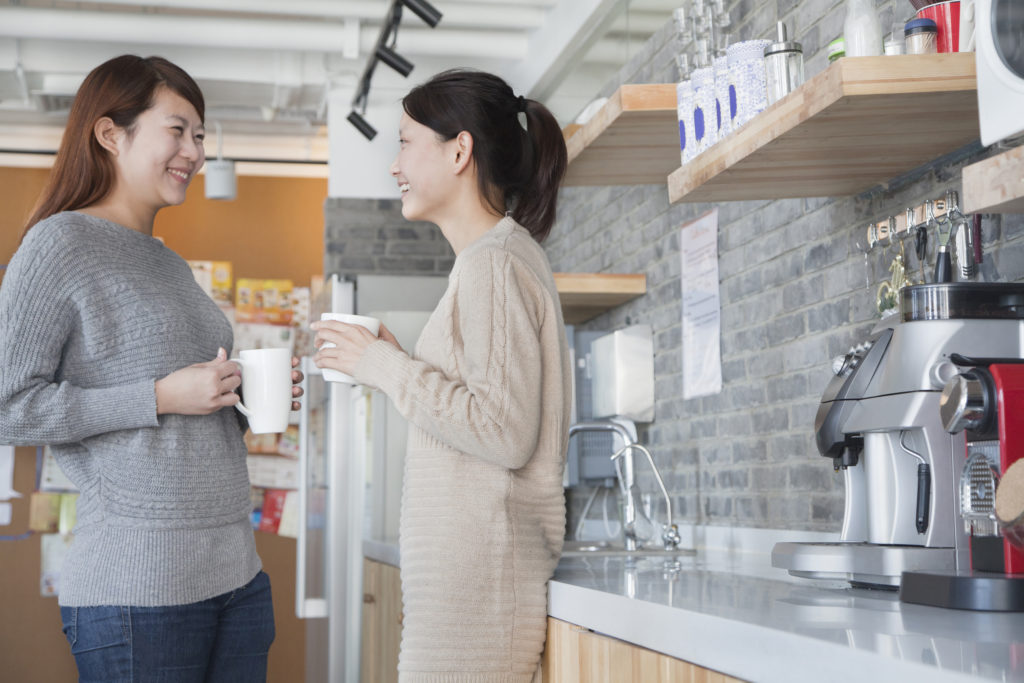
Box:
[389,156,399,176]
[183,135,204,163]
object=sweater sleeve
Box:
[0,225,159,446]
[353,249,545,470]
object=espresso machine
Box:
[773,283,1024,589]
[900,358,1024,610]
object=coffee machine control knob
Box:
[940,373,988,433]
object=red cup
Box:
[917,0,960,53]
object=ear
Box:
[451,131,474,175]
[93,117,123,156]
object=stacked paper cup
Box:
[713,55,733,141]
[727,39,771,129]
[676,79,697,165]
[690,65,717,157]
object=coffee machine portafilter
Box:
[773,283,1024,590]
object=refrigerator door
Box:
[297,357,328,681]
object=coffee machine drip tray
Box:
[902,570,1024,611]
[771,542,956,589]
[901,283,1024,322]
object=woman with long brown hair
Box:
[0,55,299,681]
[313,69,571,682]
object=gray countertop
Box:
[365,531,1024,682]
[550,549,1024,683]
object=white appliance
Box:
[295,273,448,683]
[975,0,1024,145]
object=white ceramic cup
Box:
[233,347,293,434]
[319,313,381,383]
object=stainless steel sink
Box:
[560,540,696,559]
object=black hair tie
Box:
[517,95,527,113]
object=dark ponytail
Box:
[402,69,567,242]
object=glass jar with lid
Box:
[905,18,938,54]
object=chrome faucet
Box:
[611,443,680,551]
[567,419,679,552]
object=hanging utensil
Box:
[931,199,954,283]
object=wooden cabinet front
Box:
[541,617,744,683]
[361,558,402,683]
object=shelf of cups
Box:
[667,53,978,204]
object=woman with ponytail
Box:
[313,69,571,682]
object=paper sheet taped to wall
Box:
[680,209,723,399]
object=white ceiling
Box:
[0,0,677,168]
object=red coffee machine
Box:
[901,360,1024,610]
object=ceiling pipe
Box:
[0,8,526,58]
[72,0,547,29]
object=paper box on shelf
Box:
[233,323,294,355]
[277,425,300,458]
[235,278,293,325]
[187,260,233,308]
[244,431,279,455]
[257,489,289,534]
[247,454,299,489]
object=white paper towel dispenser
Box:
[590,324,654,422]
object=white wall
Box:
[327,89,402,199]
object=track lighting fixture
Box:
[401,0,442,28]
[376,45,414,78]
[346,0,442,140]
[347,109,377,141]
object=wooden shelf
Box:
[668,53,978,204]
[963,145,1024,214]
[554,273,646,324]
[563,84,678,186]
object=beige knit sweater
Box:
[353,217,571,683]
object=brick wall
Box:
[324,197,454,278]
[550,8,1024,532]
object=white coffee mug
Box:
[319,313,381,383]
[233,347,292,434]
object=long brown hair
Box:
[22,55,204,237]
[401,69,567,243]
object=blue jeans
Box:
[60,571,275,683]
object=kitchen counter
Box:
[367,531,1024,682]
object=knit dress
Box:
[353,217,572,683]
[0,212,260,607]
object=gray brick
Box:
[733,439,769,464]
[807,299,851,334]
[766,311,806,346]
[766,372,809,402]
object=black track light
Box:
[376,45,414,78]
[401,0,442,27]
[347,110,377,140]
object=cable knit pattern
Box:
[0,212,260,607]
[353,217,572,683]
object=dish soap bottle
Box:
[843,0,883,56]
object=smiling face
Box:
[389,113,460,224]
[110,86,206,214]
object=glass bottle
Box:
[843,0,883,57]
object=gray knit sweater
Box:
[0,212,260,607]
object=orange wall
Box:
[2,168,326,287]
[156,174,326,286]
[0,166,325,682]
